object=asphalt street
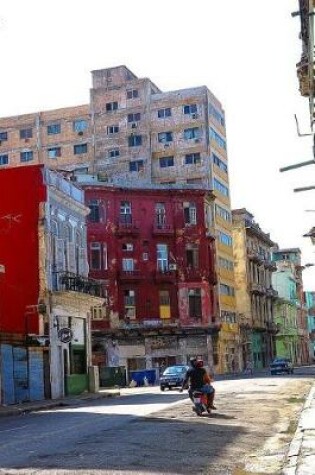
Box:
[0,368,314,475]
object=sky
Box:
[1,0,315,289]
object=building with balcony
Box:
[0,165,104,404]
[80,178,219,373]
[232,209,278,370]
[0,65,237,373]
[272,248,310,365]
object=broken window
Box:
[188,288,202,318]
[186,243,199,269]
[183,202,197,225]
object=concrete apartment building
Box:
[0,65,236,373]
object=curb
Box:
[282,383,315,475]
[0,390,120,418]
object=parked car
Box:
[270,358,294,375]
[160,365,189,391]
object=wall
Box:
[0,165,46,334]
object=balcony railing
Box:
[53,272,104,297]
[152,223,174,235]
[155,269,177,282]
[266,287,278,299]
[250,282,266,294]
[115,219,140,235]
[119,270,143,281]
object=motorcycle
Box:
[192,390,210,416]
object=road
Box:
[0,368,314,475]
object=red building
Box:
[83,181,219,372]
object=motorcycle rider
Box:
[180,357,216,410]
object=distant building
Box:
[0,65,236,373]
[232,209,278,370]
[304,291,315,360]
[0,165,104,405]
[80,177,219,373]
[272,248,310,365]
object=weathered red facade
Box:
[0,165,46,336]
[84,184,218,333]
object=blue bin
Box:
[129,369,156,386]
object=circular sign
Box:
[58,327,73,343]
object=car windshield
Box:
[272,358,288,363]
[163,366,186,375]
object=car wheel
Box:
[160,386,165,391]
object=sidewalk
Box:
[283,382,315,474]
[0,388,120,418]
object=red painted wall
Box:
[84,186,217,331]
[0,165,46,334]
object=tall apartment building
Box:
[0,65,236,373]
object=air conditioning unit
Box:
[78,131,84,136]
[131,123,137,129]
[164,143,170,148]
[194,138,200,143]
[191,113,198,119]
[169,263,177,271]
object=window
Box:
[91,305,106,321]
[122,258,134,271]
[0,132,8,141]
[209,104,225,126]
[0,154,8,165]
[109,149,120,158]
[127,89,139,99]
[210,127,226,149]
[213,153,228,173]
[20,128,32,139]
[88,199,101,223]
[89,243,106,270]
[215,204,231,221]
[157,244,168,272]
[158,131,173,143]
[188,288,202,318]
[106,101,118,112]
[74,143,88,154]
[156,203,166,227]
[128,112,141,122]
[120,201,132,224]
[73,120,88,133]
[214,178,229,197]
[107,125,119,134]
[185,153,201,165]
[183,104,197,115]
[47,147,61,159]
[128,135,142,147]
[122,243,133,251]
[186,244,199,269]
[158,108,171,118]
[183,202,197,225]
[129,160,144,172]
[159,290,170,306]
[159,156,174,168]
[20,151,33,162]
[219,257,234,271]
[124,289,135,312]
[219,231,232,247]
[184,127,200,140]
[47,123,61,135]
[220,284,235,296]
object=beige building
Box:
[0,65,237,373]
[232,209,278,370]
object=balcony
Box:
[247,249,263,263]
[264,259,277,271]
[266,287,278,299]
[155,270,177,283]
[53,272,104,297]
[119,270,144,281]
[115,219,140,236]
[152,223,174,236]
[250,282,266,295]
